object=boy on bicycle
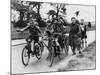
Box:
[17,18,42,53]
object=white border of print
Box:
[0,0,99,75]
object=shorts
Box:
[26,35,39,44]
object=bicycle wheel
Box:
[49,46,55,67]
[39,42,44,54]
[64,36,69,55]
[35,44,42,60]
[22,46,30,66]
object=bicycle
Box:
[21,35,44,66]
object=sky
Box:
[66,4,95,22]
[11,2,95,23]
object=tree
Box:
[29,2,47,28]
[11,0,29,21]
[29,2,43,18]
[11,1,43,27]
[50,3,67,19]
[11,0,29,11]
[11,0,30,27]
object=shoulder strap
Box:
[77,24,82,35]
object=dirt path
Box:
[57,41,96,71]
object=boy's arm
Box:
[21,25,30,31]
[36,26,41,33]
[16,24,30,32]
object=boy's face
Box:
[71,18,76,24]
[81,19,84,23]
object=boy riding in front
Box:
[17,17,42,54]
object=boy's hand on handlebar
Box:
[16,29,23,32]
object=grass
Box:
[57,41,96,71]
